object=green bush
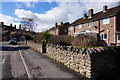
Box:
[40,30,52,43]
[24,35,33,40]
[71,33,99,47]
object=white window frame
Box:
[78,24,82,29]
[103,18,109,25]
[101,33,107,40]
[88,21,93,27]
[65,29,67,33]
[70,27,73,30]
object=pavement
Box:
[1,42,82,80]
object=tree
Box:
[40,30,52,43]
[21,17,37,32]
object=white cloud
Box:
[14,1,119,32]
[16,3,22,8]
[0,14,20,25]
[14,2,84,32]
[0,14,20,29]
[17,0,38,2]
[16,2,37,8]
[12,23,21,29]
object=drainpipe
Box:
[73,26,76,37]
[98,20,101,45]
[107,26,112,46]
[107,29,110,46]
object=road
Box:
[1,42,82,80]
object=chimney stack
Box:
[88,9,93,18]
[14,25,16,29]
[19,24,21,30]
[10,23,12,27]
[55,23,58,27]
[103,5,108,12]
[61,22,63,25]
[23,28,25,31]
[1,22,4,26]
[83,13,87,19]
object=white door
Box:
[117,33,120,46]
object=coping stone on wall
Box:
[81,48,87,54]
[75,48,80,53]
[67,46,73,52]
[79,48,82,54]
[89,48,97,54]
[72,48,76,53]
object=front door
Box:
[117,33,120,46]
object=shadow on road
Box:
[1,46,30,51]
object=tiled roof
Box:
[70,5,120,26]
[49,22,70,31]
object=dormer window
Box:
[88,21,93,27]
[103,18,109,25]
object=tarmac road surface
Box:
[1,42,83,80]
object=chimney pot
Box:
[83,13,87,19]
[14,25,16,29]
[61,22,63,25]
[55,23,58,27]
[88,9,93,18]
[103,5,108,12]
[1,22,4,26]
[10,23,12,27]
[19,24,21,30]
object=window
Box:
[78,24,82,29]
[103,18,109,25]
[88,22,93,27]
[56,29,58,32]
[101,33,107,40]
[70,27,73,30]
[118,34,120,40]
[65,29,67,33]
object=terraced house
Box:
[49,22,70,35]
[0,22,26,41]
[68,5,120,46]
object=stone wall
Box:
[27,41,120,79]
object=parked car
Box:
[9,38,17,45]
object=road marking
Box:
[2,56,6,63]
[17,45,33,80]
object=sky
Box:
[0,0,119,32]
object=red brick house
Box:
[68,5,120,46]
[49,22,70,35]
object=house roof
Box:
[70,5,120,26]
[49,22,70,31]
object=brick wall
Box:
[68,26,75,36]
[100,16,115,44]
